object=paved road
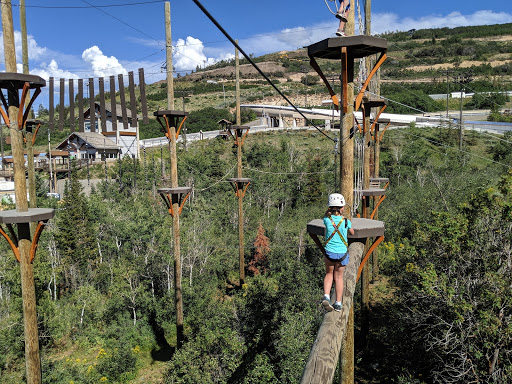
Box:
[141,117,512,149]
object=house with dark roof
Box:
[82,102,139,158]
[56,132,120,161]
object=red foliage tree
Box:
[248,223,270,276]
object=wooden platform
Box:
[307,35,387,61]
[0,208,54,224]
[354,188,386,196]
[307,217,384,239]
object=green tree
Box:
[54,160,98,292]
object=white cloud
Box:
[82,46,128,77]
[173,36,217,72]
[0,30,47,65]
[30,60,79,81]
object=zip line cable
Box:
[191,0,335,143]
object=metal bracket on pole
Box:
[158,187,192,217]
[154,110,189,143]
[356,235,384,282]
[355,52,387,111]
[227,178,251,198]
[226,125,250,148]
[0,208,54,263]
[0,74,45,128]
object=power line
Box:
[8,0,166,9]
[81,0,162,45]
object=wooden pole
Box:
[237,134,245,286]
[340,8,355,217]
[235,41,241,126]
[235,42,245,285]
[361,104,371,345]
[1,3,41,384]
[360,0,372,358]
[340,307,355,384]
[20,0,36,208]
[165,2,183,348]
[165,1,174,110]
[339,5,355,384]
[372,124,380,279]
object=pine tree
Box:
[54,159,97,292]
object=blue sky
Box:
[0,0,511,107]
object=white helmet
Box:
[328,193,345,207]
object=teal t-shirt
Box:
[323,215,351,254]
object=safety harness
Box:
[325,216,349,248]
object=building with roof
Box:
[82,102,139,158]
[56,132,120,161]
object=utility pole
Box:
[453,72,473,150]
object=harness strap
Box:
[325,217,349,248]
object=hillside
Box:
[129,23,511,121]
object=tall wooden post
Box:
[372,123,380,279]
[340,14,355,216]
[165,1,174,111]
[1,3,41,384]
[237,134,245,286]
[164,2,184,349]
[234,43,245,285]
[20,0,29,76]
[235,40,241,126]
[340,4,355,383]
[359,0,373,350]
[20,0,36,208]
[361,102,371,345]
[155,112,188,350]
[340,307,355,384]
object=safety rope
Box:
[357,0,367,93]
[324,0,340,16]
[353,133,364,213]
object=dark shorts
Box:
[325,250,349,266]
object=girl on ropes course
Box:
[325,0,351,36]
[321,193,354,312]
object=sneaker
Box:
[336,29,346,37]
[322,298,334,312]
[336,13,348,22]
[333,302,342,312]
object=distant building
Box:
[56,132,120,161]
[83,102,139,158]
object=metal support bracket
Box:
[355,52,387,111]
[228,178,251,198]
[370,195,386,220]
[160,191,191,217]
[356,235,384,282]
[0,220,49,263]
[309,56,340,111]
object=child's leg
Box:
[333,264,345,302]
[324,258,335,296]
